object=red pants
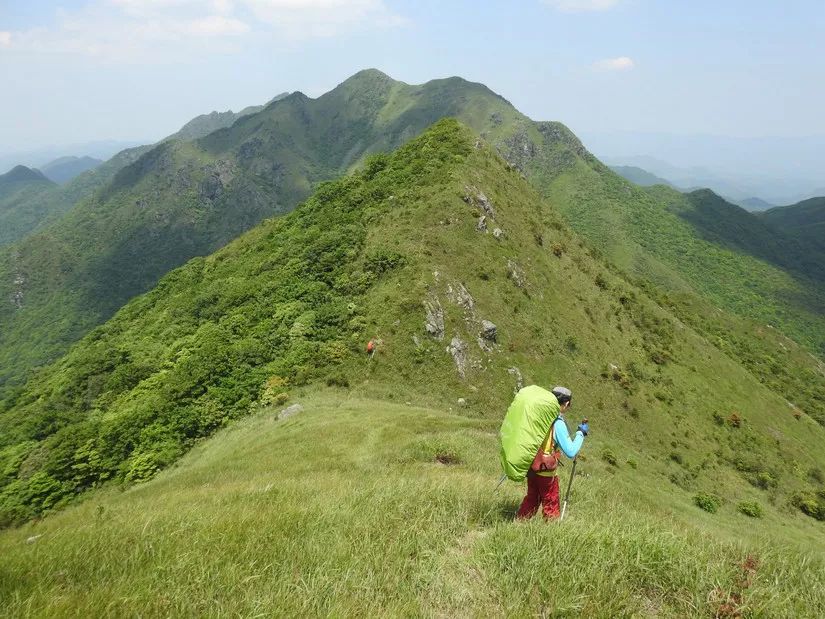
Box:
[516,473,560,519]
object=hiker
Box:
[515,386,588,520]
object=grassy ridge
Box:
[2,393,823,616]
[4,120,825,534]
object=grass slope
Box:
[3,120,825,542]
[2,392,824,616]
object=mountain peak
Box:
[0,165,51,184]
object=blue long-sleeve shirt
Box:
[551,416,584,458]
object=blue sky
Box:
[1,0,824,152]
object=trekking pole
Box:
[560,457,578,521]
[493,474,507,493]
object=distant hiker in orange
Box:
[366,338,377,360]
[514,386,588,520]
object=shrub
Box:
[737,501,763,518]
[792,492,825,521]
[694,492,722,513]
[602,449,618,467]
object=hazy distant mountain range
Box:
[585,131,825,206]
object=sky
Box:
[1,0,824,159]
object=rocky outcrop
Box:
[424,296,445,340]
[446,282,474,311]
[480,320,497,342]
[447,337,469,378]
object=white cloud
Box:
[2,0,404,60]
[593,56,634,71]
[543,0,619,12]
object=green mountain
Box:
[2,121,825,615]
[760,197,825,251]
[172,93,289,141]
[609,164,674,187]
[40,156,103,184]
[0,96,291,252]
[2,68,825,437]
[0,166,56,246]
[0,70,531,397]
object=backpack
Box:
[499,385,561,481]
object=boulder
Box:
[447,337,469,378]
[277,403,304,420]
[480,320,497,341]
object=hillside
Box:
[41,156,103,184]
[760,197,825,251]
[0,166,56,247]
[172,92,289,141]
[2,121,825,615]
[0,69,530,397]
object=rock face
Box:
[447,337,469,378]
[277,403,304,420]
[480,320,497,342]
[446,282,474,311]
[424,296,445,340]
[463,186,496,218]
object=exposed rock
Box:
[493,228,504,240]
[424,296,445,340]
[26,534,43,544]
[480,320,497,341]
[506,259,526,289]
[446,282,474,311]
[277,403,304,420]
[457,398,467,406]
[476,215,488,232]
[462,185,496,218]
[508,367,524,392]
[199,160,236,202]
[447,337,469,378]
[490,112,503,126]
[412,335,422,348]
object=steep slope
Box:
[0,166,56,247]
[0,70,530,396]
[3,120,825,537]
[40,156,103,184]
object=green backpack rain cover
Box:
[499,385,560,481]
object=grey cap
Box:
[551,386,572,401]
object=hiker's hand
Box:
[577,422,589,436]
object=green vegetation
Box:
[694,492,722,513]
[738,500,764,518]
[760,196,825,253]
[0,70,532,400]
[0,165,56,247]
[2,394,824,616]
[3,119,825,536]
